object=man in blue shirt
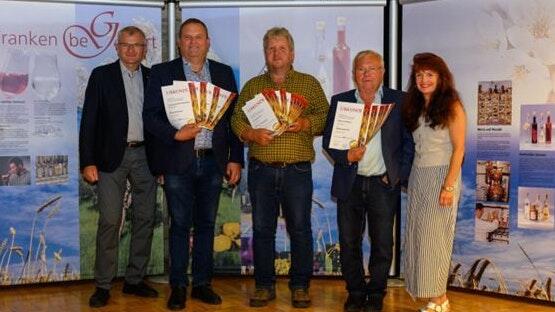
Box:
[143,18,243,311]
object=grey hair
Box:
[352,50,384,72]
[117,26,146,43]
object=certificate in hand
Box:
[358,103,395,145]
[242,94,280,131]
[162,81,236,130]
[328,101,365,150]
[329,101,395,150]
[161,82,195,129]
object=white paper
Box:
[242,94,280,131]
[329,101,364,150]
[161,81,195,129]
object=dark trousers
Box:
[248,159,314,290]
[164,154,223,287]
[337,174,399,295]
[95,146,157,290]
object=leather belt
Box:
[127,141,144,148]
[250,158,308,168]
[195,149,214,157]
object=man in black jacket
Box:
[323,50,414,312]
[79,26,158,308]
[143,18,243,310]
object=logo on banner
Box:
[63,11,119,59]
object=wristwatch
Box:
[442,185,455,192]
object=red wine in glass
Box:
[1,49,30,98]
[0,72,29,95]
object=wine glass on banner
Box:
[32,53,61,101]
[0,49,30,98]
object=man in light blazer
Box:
[322,50,414,312]
[79,26,158,308]
[143,18,243,311]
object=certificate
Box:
[328,101,365,150]
[242,94,280,131]
[161,81,195,129]
[164,81,236,130]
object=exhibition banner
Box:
[0,0,162,285]
[183,5,384,275]
[403,0,555,302]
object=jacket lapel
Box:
[171,57,187,82]
[141,64,151,99]
[112,60,128,119]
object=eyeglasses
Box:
[355,66,383,74]
[117,43,146,49]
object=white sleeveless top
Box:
[412,116,452,167]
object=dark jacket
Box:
[143,57,244,175]
[322,87,414,200]
[79,60,150,172]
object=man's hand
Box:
[347,146,366,163]
[243,128,274,146]
[174,124,201,141]
[82,165,99,184]
[226,162,242,185]
[287,117,310,133]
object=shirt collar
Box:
[119,60,141,78]
[354,84,383,104]
[264,66,295,85]
[182,57,210,72]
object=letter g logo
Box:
[63,11,119,59]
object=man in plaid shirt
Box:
[231,27,328,309]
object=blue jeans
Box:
[248,159,314,290]
[163,154,222,287]
[337,174,399,295]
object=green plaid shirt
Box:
[231,69,329,163]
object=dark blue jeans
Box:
[164,154,223,287]
[248,159,314,290]
[337,174,399,295]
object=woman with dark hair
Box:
[402,53,466,312]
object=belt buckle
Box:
[268,161,288,168]
[127,141,143,148]
[195,149,209,158]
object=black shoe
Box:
[191,285,222,304]
[344,293,366,312]
[366,292,385,312]
[122,281,159,298]
[167,286,187,310]
[89,287,110,308]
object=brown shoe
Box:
[291,288,311,308]
[249,288,276,307]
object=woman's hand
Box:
[439,189,454,208]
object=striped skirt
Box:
[403,165,460,298]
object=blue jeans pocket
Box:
[292,162,311,174]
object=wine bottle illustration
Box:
[333,16,350,94]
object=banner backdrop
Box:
[182,5,384,275]
[0,0,163,285]
[403,0,555,302]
